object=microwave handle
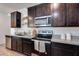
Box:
[47,17,49,24]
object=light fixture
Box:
[53,3,59,9]
[53,12,59,18]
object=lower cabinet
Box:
[16,38,22,53]
[51,47,75,56]
[11,36,17,51]
[51,42,77,56]
[11,36,34,56]
[22,38,34,56]
[8,36,79,56]
[11,36,22,52]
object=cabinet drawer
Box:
[51,47,75,56]
[52,42,76,50]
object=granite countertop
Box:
[6,35,33,39]
[6,35,79,46]
[6,35,51,41]
[51,35,79,46]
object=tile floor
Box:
[0,44,25,56]
[0,44,38,56]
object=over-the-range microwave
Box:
[34,15,51,27]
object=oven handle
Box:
[31,39,51,44]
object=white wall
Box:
[0,12,10,44]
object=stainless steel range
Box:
[32,29,53,41]
[32,29,53,55]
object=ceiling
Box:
[0,3,40,13]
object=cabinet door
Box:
[61,49,75,56]
[51,42,75,56]
[36,4,42,17]
[11,12,16,27]
[16,38,22,53]
[36,3,51,17]
[22,38,33,56]
[52,47,75,56]
[16,12,21,27]
[11,37,17,51]
[41,3,51,16]
[51,3,66,27]
[11,11,21,28]
[28,7,36,27]
[51,47,62,56]
[66,3,79,26]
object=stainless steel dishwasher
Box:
[5,35,11,49]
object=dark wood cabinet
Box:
[51,42,77,56]
[16,37,22,53]
[28,3,51,27]
[11,11,21,28]
[52,3,79,27]
[6,35,79,56]
[28,3,79,27]
[36,3,51,17]
[11,36,22,52]
[28,7,36,18]
[22,38,34,56]
[51,47,75,56]
[10,36,34,56]
[66,3,79,26]
[28,7,36,27]
[51,3,66,27]
[11,36,17,51]
[35,4,41,17]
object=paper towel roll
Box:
[66,33,71,41]
[31,29,37,38]
[61,34,65,40]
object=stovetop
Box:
[32,37,51,41]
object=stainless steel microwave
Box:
[34,15,51,27]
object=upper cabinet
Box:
[36,3,51,17]
[11,11,21,28]
[52,3,79,27]
[66,3,79,27]
[51,3,66,27]
[28,3,51,27]
[28,6,36,27]
[28,3,79,27]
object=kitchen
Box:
[0,3,79,56]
